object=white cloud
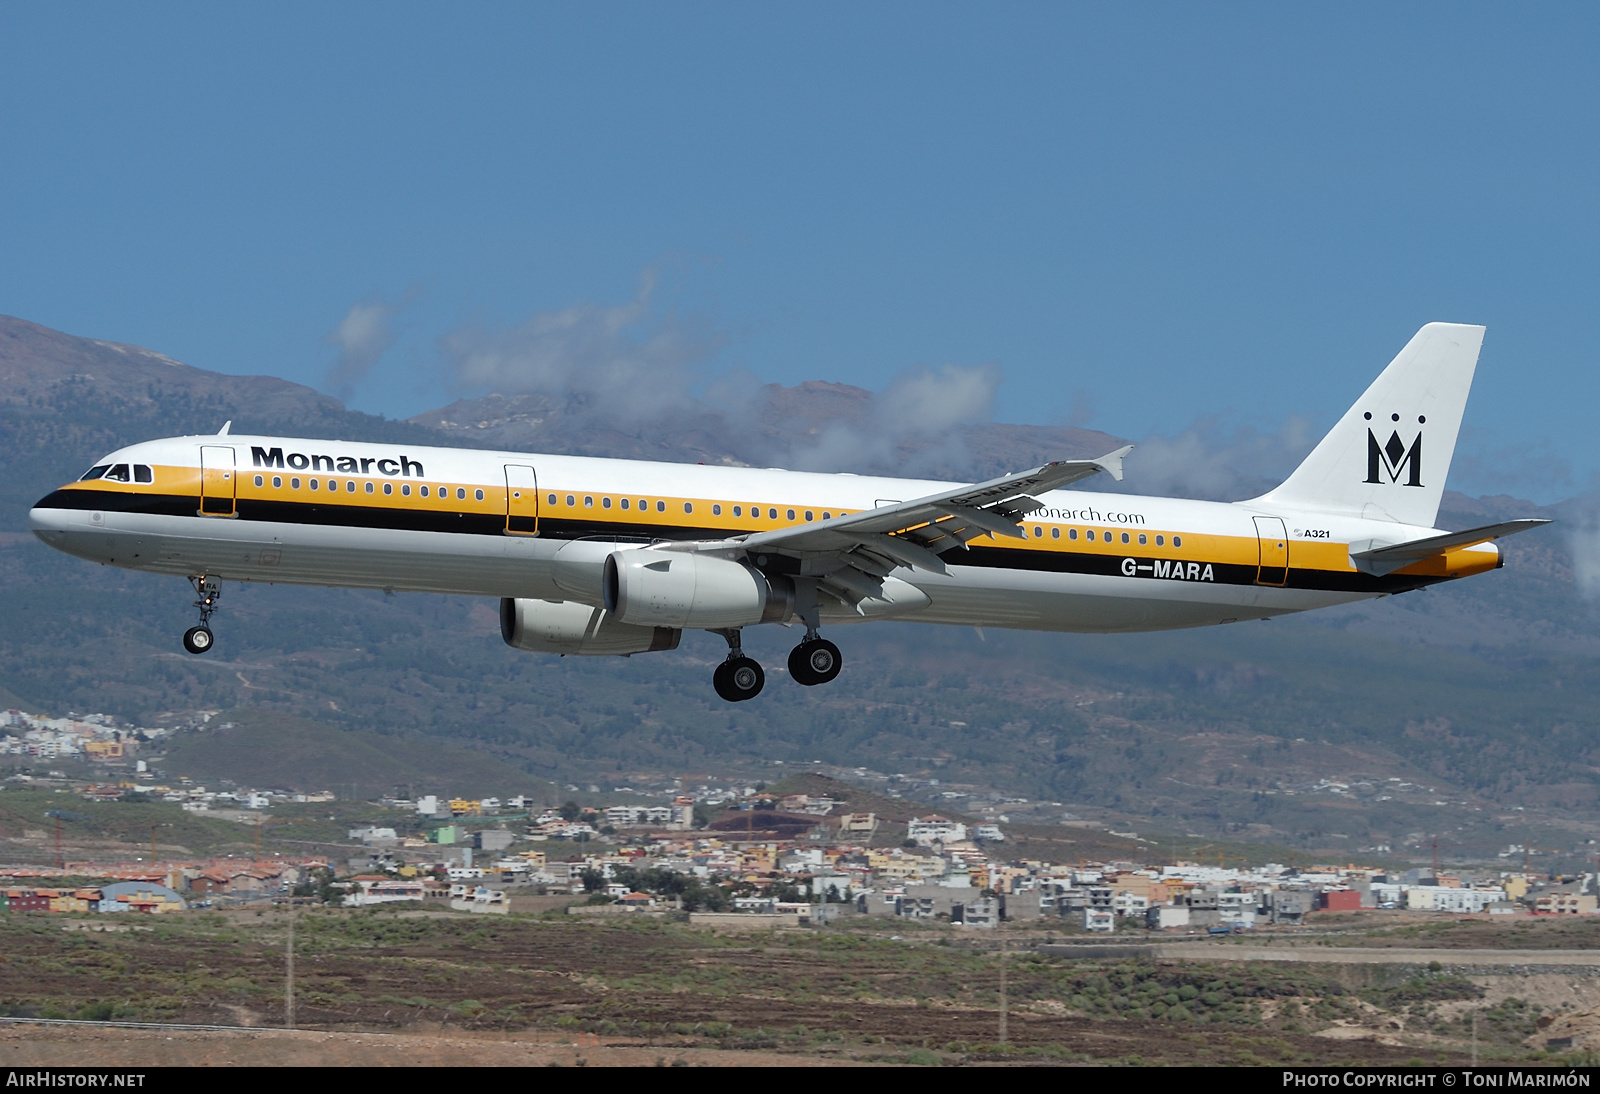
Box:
[326,301,398,397]
[1111,415,1318,501]
[440,271,727,421]
[787,363,1002,474]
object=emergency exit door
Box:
[504,464,539,534]
[1253,516,1288,586]
[199,446,236,516]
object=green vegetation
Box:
[0,909,1566,1065]
[0,788,258,858]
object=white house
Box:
[907,816,968,845]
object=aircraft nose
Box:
[29,504,64,536]
[29,490,79,538]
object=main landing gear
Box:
[711,629,765,702]
[788,633,842,687]
[182,576,219,655]
[709,627,845,702]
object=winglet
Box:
[1095,445,1134,482]
[217,421,232,436]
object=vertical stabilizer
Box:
[1254,323,1484,527]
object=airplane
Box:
[28,322,1548,702]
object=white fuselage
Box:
[29,433,1498,635]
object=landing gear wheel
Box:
[184,575,221,654]
[788,639,842,686]
[713,656,765,702]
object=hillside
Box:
[155,708,553,801]
[0,315,1597,863]
[0,315,440,534]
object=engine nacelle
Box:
[500,598,679,656]
[604,549,792,629]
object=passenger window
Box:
[401,484,410,496]
[1052,527,1060,539]
[620,498,629,509]
[1138,533,1147,545]
[1173,535,1182,547]
[804,511,813,521]
[365,482,374,494]
[584,496,592,507]
[272,476,282,488]
[310,479,320,491]
[459,489,467,500]
[768,508,777,519]
[566,495,575,506]
[291,477,301,489]
[684,502,694,514]
[712,504,721,516]
[732,506,741,516]
[602,497,611,509]
[254,475,264,487]
[548,494,556,505]
[80,465,110,481]
[1121,532,1130,544]
[1034,527,1042,537]
[384,482,392,495]
[823,512,831,520]
[346,481,356,492]
[1069,528,1078,540]
[787,509,796,520]
[103,464,130,482]
[134,465,153,483]
[475,489,484,501]
[656,500,665,512]
[421,486,430,498]
[1156,535,1164,546]
[639,499,647,510]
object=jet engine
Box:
[604,549,792,629]
[499,598,679,656]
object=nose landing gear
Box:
[710,628,764,702]
[182,576,219,655]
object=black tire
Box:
[713,656,765,702]
[182,626,214,655]
[788,638,841,686]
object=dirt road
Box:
[0,1024,860,1067]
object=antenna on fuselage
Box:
[217,421,232,436]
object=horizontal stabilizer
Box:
[1349,518,1550,576]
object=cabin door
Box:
[1253,516,1288,586]
[504,465,539,534]
[199,446,236,517]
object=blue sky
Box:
[2,3,1597,500]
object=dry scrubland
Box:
[0,908,1597,1066]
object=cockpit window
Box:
[102,464,131,483]
[80,465,111,481]
[134,465,153,483]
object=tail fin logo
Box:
[1363,413,1424,487]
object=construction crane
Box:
[120,822,173,863]
[43,810,90,870]
[254,815,291,862]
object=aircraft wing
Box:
[1348,518,1551,576]
[702,446,1132,608]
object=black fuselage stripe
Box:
[34,488,1440,594]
